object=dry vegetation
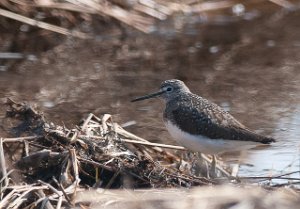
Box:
[0,99,221,208]
[1,99,300,208]
[1,0,298,36]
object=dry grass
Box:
[1,0,298,36]
[0,99,223,208]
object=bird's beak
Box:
[131,90,165,102]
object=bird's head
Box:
[131,79,190,102]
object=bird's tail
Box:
[260,136,276,144]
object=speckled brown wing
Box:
[165,93,275,144]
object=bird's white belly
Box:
[165,121,258,154]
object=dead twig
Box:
[77,157,115,172]
[0,138,9,187]
[38,180,64,209]
[121,138,186,150]
[3,136,40,143]
[36,189,55,209]
[52,177,73,206]
[0,8,91,39]
[268,0,295,9]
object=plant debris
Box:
[0,99,228,208]
[1,99,300,208]
[1,0,298,36]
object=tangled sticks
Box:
[1,99,218,208]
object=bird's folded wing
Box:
[171,103,275,144]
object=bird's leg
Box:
[179,152,193,175]
[212,155,217,168]
[203,154,210,178]
[231,151,246,177]
[191,152,202,176]
[210,155,217,178]
[193,153,210,178]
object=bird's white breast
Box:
[164,121,258,154]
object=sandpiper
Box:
[131,79,275,155]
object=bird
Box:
[131,79,275,156]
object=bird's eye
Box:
[166,87,173,92]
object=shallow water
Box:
[1,9,300,178]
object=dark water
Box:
[1,9,300,178]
